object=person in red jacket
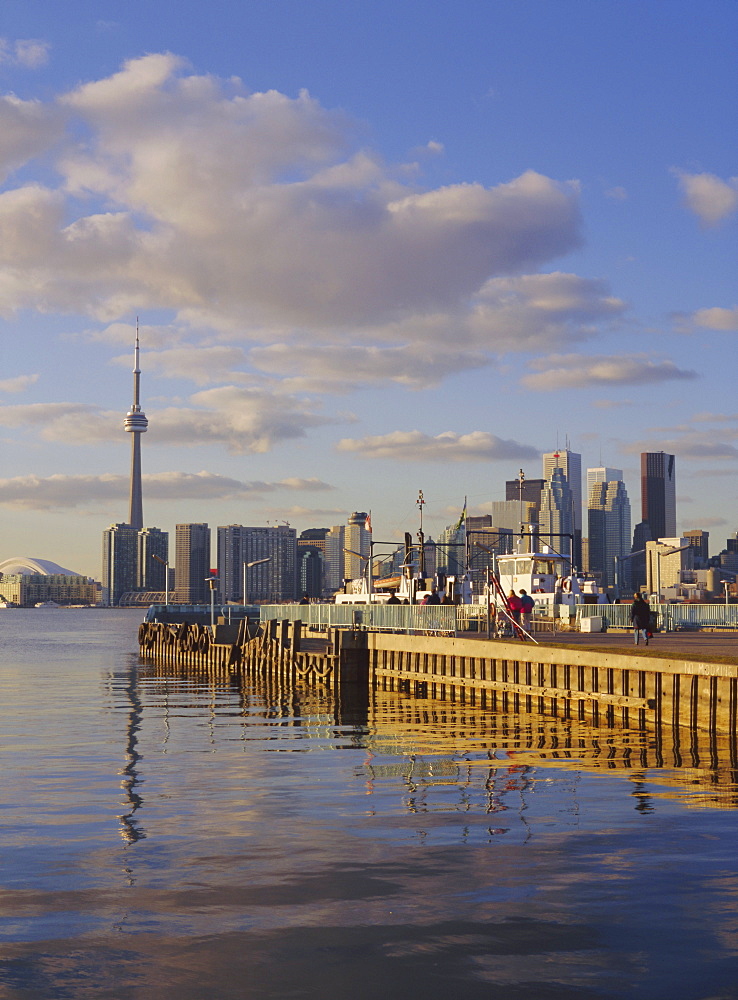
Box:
[507,590,523,637]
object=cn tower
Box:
[124,322,148,530]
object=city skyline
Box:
[0,1,736,578]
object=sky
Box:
[0,0,736,579]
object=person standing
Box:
[519,589,534,633]
[630,593,651,645]
[507,590,523,637]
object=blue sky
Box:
[0,0,736,577]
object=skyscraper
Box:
[641,452,676,541]
[539,467,575,561]
[138,527,169,590]
[102,523,139,606]
[216,524,297,603]
[587,478,631,591]
[175,523,211,604]
[124,325,148,531]
[542,449,582,566]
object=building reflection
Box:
[134,659,738,820]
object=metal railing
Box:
[576,603,738,631]
[259,603,457,634]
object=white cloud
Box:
[605,186,628,201]
[673,169,738,226]
[113,344,251,385]
[0,373,39,393]
[249,342,490,391]
[0,55,584,343]
[691,306,738,331]
[0,95,61,182]
[622,432,738,460]
[0,470,334,509]
[522,353,697,391]
[0,37,50,69]
[467,272,625,352]
[0,386,336,452]
[336,430,539,462]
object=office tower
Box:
[543,449,582,566]
[586,467,623,497]
[138,527,169,590]
[684,530,709,568]
[298,529,329,598]
[631,520,653,591]
[175,523,211,604]
[124,325,148,531]
[344,511,371,581]
[432,522,460,576]
[217,524,297,603]
[464,516,513,591]
[505,477,544,522]
[641,452,676,540]
[587,479,631,590]
[102,523,139,606]
[488,500,537,533]
[539,468,575,561]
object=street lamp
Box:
[205,575,217,627]
[152,553,169,606]
[653,543,692,602]
[242,557,271,606]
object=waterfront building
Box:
[217,524,297,603]
[542,449,582,566]
[641,452,676,541]
[587,478,631,592]
[0,573,98,607]
[175,523,211,604]
[102,523,139,606]
[137,527,169,590]
[539,467,575,563]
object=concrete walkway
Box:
[488,628,738,662]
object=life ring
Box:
[560,577,572,593]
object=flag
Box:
[365,512,372,532]
[454,498,467,531]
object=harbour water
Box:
[1,610,737,999]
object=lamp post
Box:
[205,575,217,627]
[242,557,271,606]
[654,543,691,602]
[152,553,169,606]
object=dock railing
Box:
[257,602,738,635]
[576,602,738,631]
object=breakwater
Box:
[138,617,738,739]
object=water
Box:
[1,609,737,999]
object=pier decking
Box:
[138,616,738,738]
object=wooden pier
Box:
[138,618,738,735]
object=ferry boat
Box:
[491,546,606,613]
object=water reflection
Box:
[3,613,738,1000]
[115,656,147,844]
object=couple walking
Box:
[507,589,534,636]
